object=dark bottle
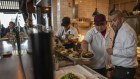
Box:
[30,25,54,79]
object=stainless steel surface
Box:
[0,53,33,79]
[0,38,30,55]
[82,65,108,79]
[55,65,108,79]
[0,38,33,79]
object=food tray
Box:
[55,50,93,65]
[55,65,108,79]
[55,51,78,64]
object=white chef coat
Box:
[112,21,138,68]
[84,26,115,69]
[55,26,78,40]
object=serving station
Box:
[0,0,140,79]
[0,35,108,79]
[0,29,140,79]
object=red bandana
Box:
[101,29,106,37]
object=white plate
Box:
[57,72,86,79]
[81,56,93,61]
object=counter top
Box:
[0,53,106,79]
[0,54,34,79]
[55,65,108,79]
[0,38,139,79]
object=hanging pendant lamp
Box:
[92,0,99,17]
[109,0,116,15]
[133,0,140,11]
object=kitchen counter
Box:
[0,52,107,79]
[0,53,34,79]
[55,65,108,79]
[0,38,139,79]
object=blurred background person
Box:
[24,18,35,35]
[0,21,5,38]
[4,21,25,39]
[4,21,16,37]
[24,18,35,55]
[3,21,17,42]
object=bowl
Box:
[81,52,94,61]
[68,53,81,60]
[57,72,86,79]
[81,56,93,61]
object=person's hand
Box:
[80,50,87,58]
[106,48,113,55]
[19,32,25,37]
[63,40,69,44]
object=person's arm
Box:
[81,29,93,52]
[113,30,137,58]
[55,27,66,44]
[3,28,9,37]
[1,26,5,38]
[81,40,88,52]
[68,27,79,43]
[55,35,63,43]
[20,27,24,32]
[69,38,78,43]
[108,27,115,48]
[106,27,115,55]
